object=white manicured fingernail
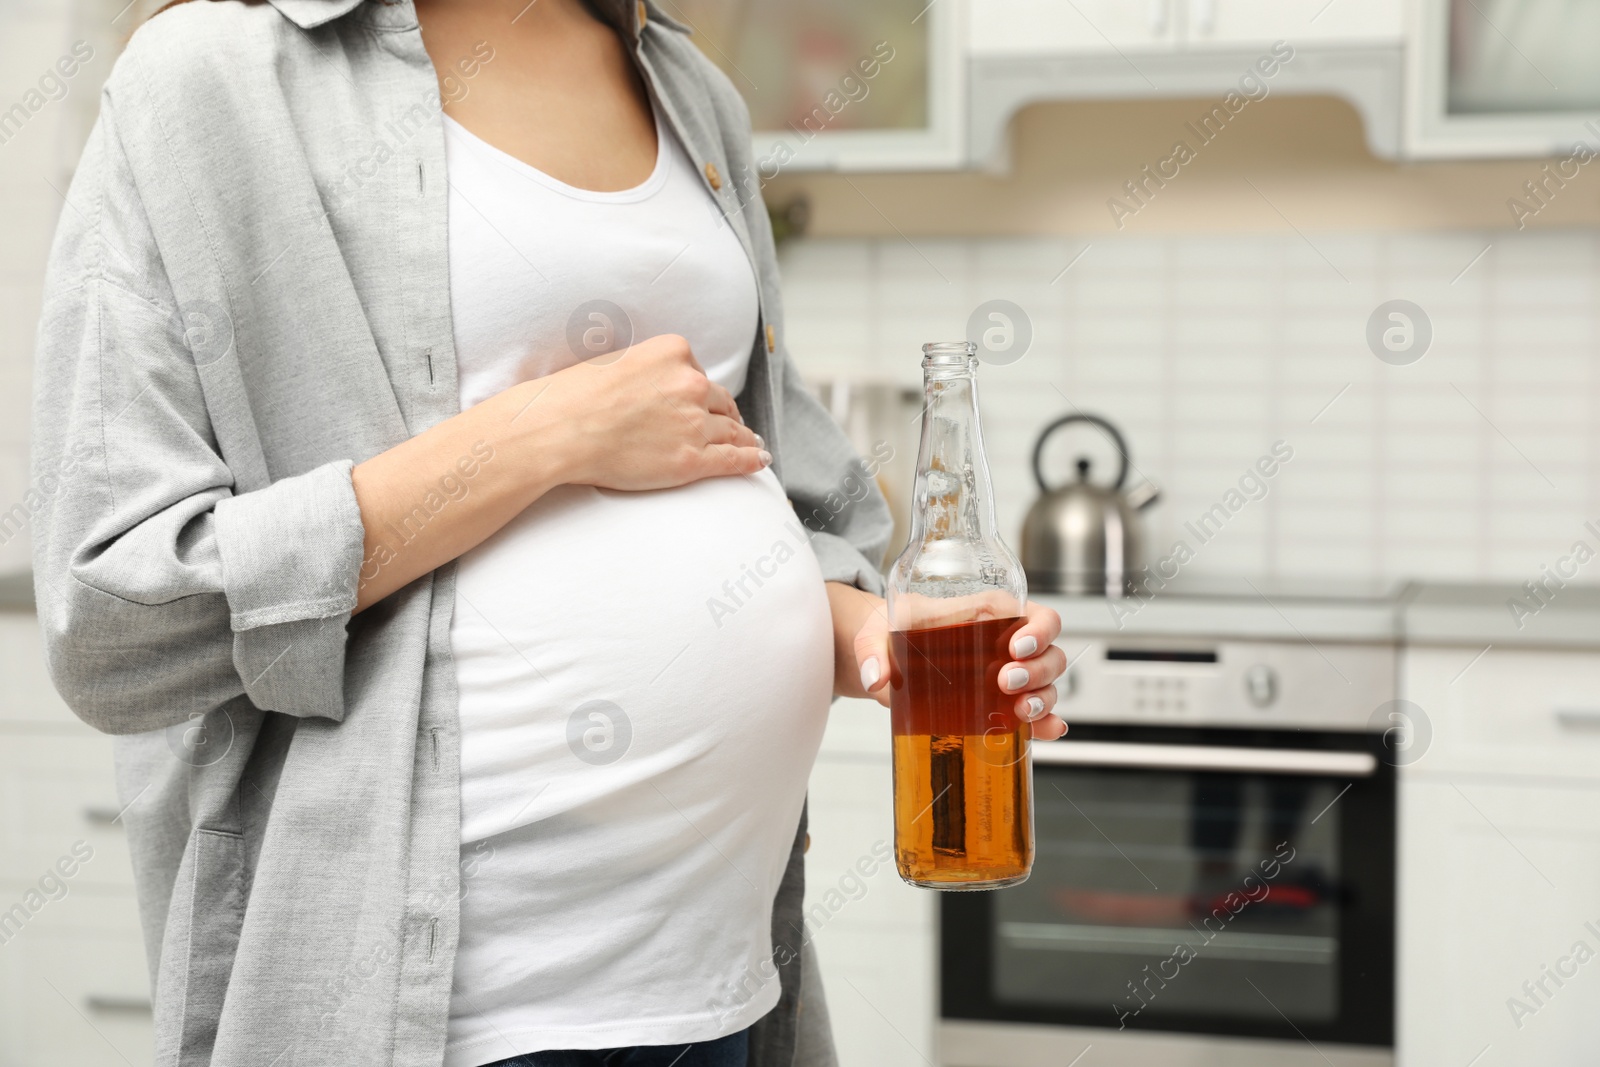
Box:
[1025,696,1046,721]
[1005,667,1030,692]
[860,657,881,690]
[754,433,765,449]
[1013,635,1038,658]
[758,450,772,466]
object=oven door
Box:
[942,725,1394,1048]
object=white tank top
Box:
[441,109,834,1066]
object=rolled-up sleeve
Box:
[212,460,363,717]
[31,95,362,735]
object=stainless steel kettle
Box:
[1021,413,1160,597]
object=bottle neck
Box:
[910,360,999,544]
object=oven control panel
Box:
[1053,638,1396,732]
[1130,672,1193,714]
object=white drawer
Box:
[0,891,152,1067]
[1403,645,1600,778]
[0,613,78,726]
[0,733,134,888]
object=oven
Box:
[939,636,1398,1067]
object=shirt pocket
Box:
[153,827,245,1067]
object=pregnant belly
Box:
[450,468,835,846]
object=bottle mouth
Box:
[922,341,976,368]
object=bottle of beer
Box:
[888,341,1033,890]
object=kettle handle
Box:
[1032,413,1131,492]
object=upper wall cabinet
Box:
[1407,0,1600,157]
[967,0,1402,55]
[1184,0,1402,47]
[966,0,1405,165]
[672,0,1454,171]
[670,0,966,170]
[966,0,1179,56]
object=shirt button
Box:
[705,161,722,191]
[765,323,777,353]
[804,833,811,854]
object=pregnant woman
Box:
[32,1,1067,1065]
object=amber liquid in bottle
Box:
[888,341,1032,890]
[890,615,1033,888]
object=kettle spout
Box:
[1126,482,1161,511]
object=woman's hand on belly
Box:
[546,333,769,491]
[828,582,1069,740]
[351,334,768,612]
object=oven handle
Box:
[1031,740,1378,777]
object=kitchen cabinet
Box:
[1183,0,1402,47]
[1400,645,1600,782]
[671,0,966,169]
[0,891,152,1067]
[680,0,1408,171]
[1397,643,1600,1066]
[0,734,134,891]
[966,0,1178,57]
[965,0,1405,165]
[0,612,152,1067]
[1406,0,1600,158]
[0,612,77,725]
[968,0,1401,55]
[1397,777,1600,1066]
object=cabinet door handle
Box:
[85,996,152,1014]
[1032,740,1377,777]
[1148,0,1169,35]
[1556,708,1600,729]
[1191,0,1215,34]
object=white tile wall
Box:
[780,231,1600,588]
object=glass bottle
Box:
[887,341,1033,890]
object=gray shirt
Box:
[29,1,892,1064]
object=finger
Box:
[853,617,892,708]
[695,443,771,479]
[704,414,762,450]
[998,644,1066,694]
[632,333,704,375]
[857,644,890,694]
[1014,683,1058,724]
[1030,713,1068,741]
[705,381,741,422]
[658,333,705,373]
[1009,602,1063,660]
[708,418,760,451]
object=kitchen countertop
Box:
[1040,580,1397,645]
[1398,581,1600,649]
[1038,576,1600,649]
[1,566,1595,647]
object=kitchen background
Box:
[4,0,1600,1065]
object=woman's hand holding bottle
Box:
[826,585,1070,740]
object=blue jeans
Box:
[484,1028,749,1067]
